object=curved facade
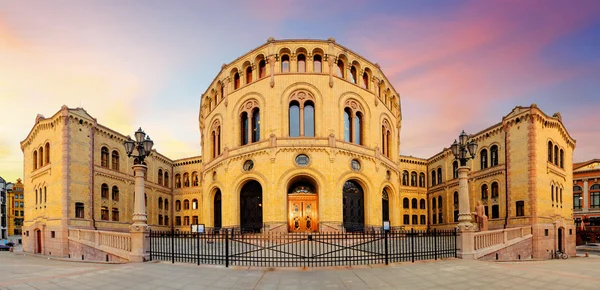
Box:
[199,38,401,232]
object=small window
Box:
[112,208,119,221]
[243,160,254,171]
[295,154,309,166]
[420,215,426,225]
[75,203,84,218]
[176,200,181,211]
[403,214,410,225]
[313,54,322,72]
[412,198,418,209]
[412,215,418,225]
[569,229,572,235]
[420,199,426,209]
[492,205,499,219]
[403,198,409,208]
[51,231,55,238]
[176,216,182,226]
[192,199,198,210]
[350,159,361,171]
[101,183,109,199]
[184,199,190,210]
[101,206,109,220]
[281,55,290,72]
[516,201,525,217]
[544,229,549,236]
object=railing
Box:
[149,228,456,267]
[68,228,132,259]
[473,226,532,252]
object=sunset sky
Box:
[1,0,599,182]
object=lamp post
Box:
[124,128,153,262]
[450,130,478,230]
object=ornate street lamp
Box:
[123,127,153,262]
[450,130,478,231]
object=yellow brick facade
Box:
[7,179,24,236]
[20,39,576,258]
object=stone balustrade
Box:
[473,226,533,259]
[68,228,132,260]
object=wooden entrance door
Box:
[288,194,318,232]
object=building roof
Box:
[573,159,600,172]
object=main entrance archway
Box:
[287,177,318,232]
[240,180,263,232]
[214,189,222,229]
[343,180,364,232]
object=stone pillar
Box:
[269,55,275,88]
[583,179,589,211]
[456,166,476,259]
[130,164,149,262]
[350,113,356,143]
[299,104,305,136]
[247,114,252,143]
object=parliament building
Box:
[20,38,576,258]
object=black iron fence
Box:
[148,228,456,267]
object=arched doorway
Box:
[558,227,564,252]
[240,180,263,232]
[382,188,390,223]
[214,189,222,230]
[36,229,42,254]
[343,180,364,232]
[287,177,318,232]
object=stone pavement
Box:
[1,252,599,290]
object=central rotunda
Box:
[199,37,401,233]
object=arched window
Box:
[101,147,109,168]
[164,172,169,188]
[39,146,43,167]
[420,199,426,209]
[362,72,369,89]
[281,55,290,72]
[411,172,417,186]
[111,150,119,171]
[176,200,181,211]
[241,112,249,145]
[343,108,351,142]
[438,196,443,210]
[297,54,306,72]
[382,120,391,157]
[559,149,564,168]
[45,143,50,164]
[252,108,260,142]
[233,72,240,89]
[491,182,499,198]
[432,198,436,209]
[481,184,488,199]
[431,170,437,186]
[112,186,119,201]
[412,198,418,209]
[354,112,363,145]
[165,199,169,210]
[402,171,409,186]
[289,101,300,137]
[490,145,498,166]
[551,184,555,203]
[548,141,553,162]
[480,149,488,169]
[192,172,199,187]
[343,100,364,145]
[304,102,314,137]
[183,173,190,187]
[554,145,559,165]
[350,66,357,84]
[419,173,425,187]
[33,150,38,170]
[337,59,345,78]
[211,120,221,157]
[158,197,163,210]
[44,187,47,203]
[288,91,315,137]
[453,161,458,179]
[175,174,181,188]
[437,168,442,184]
[258,59,266,78]
[453,191,459,205]
[101,183,109,199]
[382,189,390,222]
[184,199,190,210]
[245,66,252,84]
[313,54,322,73]
[403,198,409,208]
[158,169,163,185]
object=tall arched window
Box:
[437,168,442,184]
[258,59,266,78]
[453,161,458,179]
[480,149,488,169]
[412,198,418,209]
[411,171,417,186]
[491,182,499,198]
[453,191,459,205]
[548,141,553,162]
[420,199,426,209]
[112,186,119,201]
[158,169,163,185]
[304,102,314,137]
[233,71,240,89]
[313,54,322,72]
[419,173,425,187]
[403,198,409,208]
[252,108,260,142]
[289,102,300,137]
[559,149,564,168]
[431,170,437,186]
[175,174,181,188]
[344,108,351,142]
[33,150,38,170]
[39,146,44,167]
[288,91,315,137]
[176,200,181,211]
[183,173,190,187]
[382,119,391,157]
[350,66,357,84]
[337,59,344,78]
[192,172,199,187]
[551,184,555,203]
[101,147,109,168]
[211,120,221,157]
[192,199,198,210]
[297,54,306,72]
[158,197,163,210]
[184,199,190,210]
[281,55,290,72]
[481,184,488,199]
[343,99,364,145]
[164,172,169,188]
[490,145,498,166]
[554,145,559,165]
[354,112,363,145]
[165,199,169,211]
[362,72,369,89]
[402,171,409,186]
[101,183,109,199]
[241,112,249,145]
[45,143,50,164]
[245,66,252,84]
[111,150,119,171]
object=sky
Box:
[1,0,599,182]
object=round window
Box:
[351,159,361,171]
[243,160,254,171]
[295,154,309,166]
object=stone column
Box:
[583,179,589,211]
[456,166,476,259]
[350,113,356,143]
[299,104,305,137]
[130,164,149,262]
[247,114,253,143]
[269,55,275,88]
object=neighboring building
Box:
[8,179,24,238]
[573,159,600,243]
[0,177,7,240]
[21,38,576,259]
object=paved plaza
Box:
[1,252,599,290]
